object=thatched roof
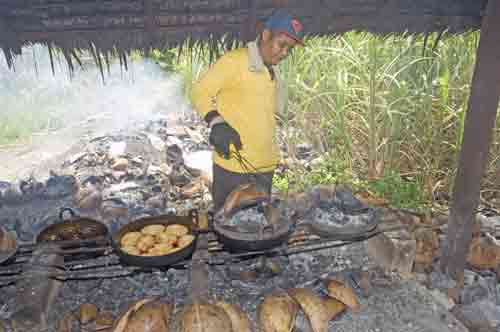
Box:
[0,0,488,70]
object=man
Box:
[191,10,305,211]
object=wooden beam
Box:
[440,0,500,282]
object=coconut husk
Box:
[171,300,232,332]
[222,183,268,216]
[326,280,360,312]
[215,301,251,332]
[112,298,172,332]
[258,293,298,332]
[288,288,346,332]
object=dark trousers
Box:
[212,163,274,212]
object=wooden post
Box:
[440,0,500,282]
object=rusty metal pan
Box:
[111,211,199,268]
[35,207,109,260]
[36,207,109,244]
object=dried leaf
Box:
[48,44,55,76]
[466,236,500,270]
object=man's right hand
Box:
[209,122,242,159]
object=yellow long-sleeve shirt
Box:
[191,42,285,173]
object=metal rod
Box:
[17,236,109,252]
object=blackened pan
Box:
[212,200,297,253]
[111,211,199,268]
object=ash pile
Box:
[62,116,213,223]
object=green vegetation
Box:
[153,31,499,211]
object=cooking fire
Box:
[0,115,497,332]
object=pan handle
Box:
[59,207,77,221]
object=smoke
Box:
[0,44,194,181]
[0,44,192,135]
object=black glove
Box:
[209,122,242,159]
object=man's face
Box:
[259,30,298,66]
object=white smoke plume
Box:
[0,44,193,181]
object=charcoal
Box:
[42,173,77,199]
[166,144,184,166]
[19,178,45,197]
